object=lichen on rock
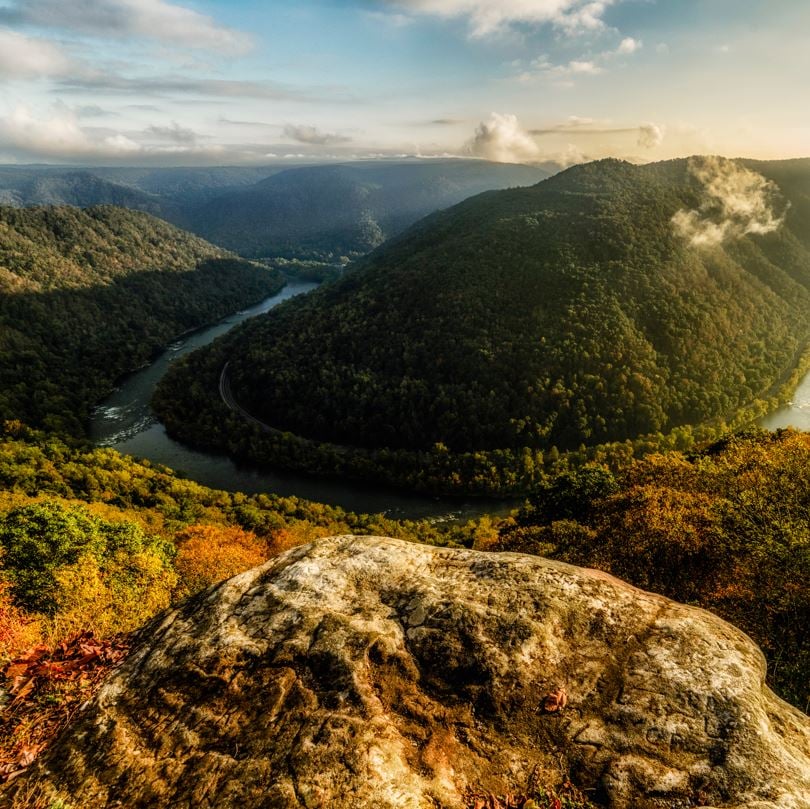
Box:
[9,536,810,808]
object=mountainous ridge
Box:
[0,204,283,433]
[0,160,552,261]
[154,156,810,492]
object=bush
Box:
[0,501,176,634]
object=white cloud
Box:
[615,36,640,54]
[567,60,603,74]
[384,0,617,38]
[0,0,253,54]
[518,33,641,82]
[672,156,788,247]
[145,121,198,144]
[531,118,665,152]
[637,122,664,149]
[465,113,541,163]
[0,28,73,78]
[0,104,138,158]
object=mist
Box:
[672,156,788,247]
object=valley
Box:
[0,90,808,809]
[90,278,511,519]
[154,156,810,495]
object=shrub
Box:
[0,501,176,636]
[174,524,270,596]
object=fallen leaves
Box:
[0,631,130,783]
[542,687,568,713]
[467,794,543,809]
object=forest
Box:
[0,205,283,434]
[155,158,810,493]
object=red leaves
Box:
[464,773,595,809]
[467,795,532,809]
[0,743,44,782]
[542,687,568,713]
[4,632,128,708]
[0,631,130,782]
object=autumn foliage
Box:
[498,429,810,711]
[173,524,271,596]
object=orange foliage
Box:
[174,525,271,596]
[265,522,324,557]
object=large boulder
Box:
[12,536,810,808]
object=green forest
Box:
[155,158,810,492]
[0,205,283,434]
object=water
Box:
[89,280,513,520]
[759,369,810,431]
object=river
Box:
[89,280,514,521]
[758,370,810,431]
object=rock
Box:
[10,536,810,808]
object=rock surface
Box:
[12,536,810,808]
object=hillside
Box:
[184,160,551,258]
[0,169,164,213]
[0,205,283,433]
[0,165,286,210]
[154,156,810,492]
[0,162,549,262]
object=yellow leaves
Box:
[0,583,41,662]
[50,551,177,639]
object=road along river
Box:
[89,280,515,521]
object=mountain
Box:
[0,205,283,433]
[154,156,810,493]
[0,162,550,261]
[183,160,552,258]
[0,168,164,212]
[89,165,291,205]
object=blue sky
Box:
[0,0,807,165]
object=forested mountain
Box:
[0,205,283,433]
[0,169,164,212]
[155,157,810,492]
[184,160,551,258]
[0,161,548,262]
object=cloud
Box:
[0,0,252,54]
[465,113,541,163]
[530,118,664,150]
[145,121,198,144]
[382,0,618,38]
[518,34,641,82]
[672,156,789,247]
[615,36,640,54]
[637,122,664,149]
[282,124,351,146]
[0,29,73,78]
[57,73,319,102]
[0,103,142,159]
[75,104,117,118]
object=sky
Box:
[0,0,807,166]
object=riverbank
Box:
[90,280,515,520]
